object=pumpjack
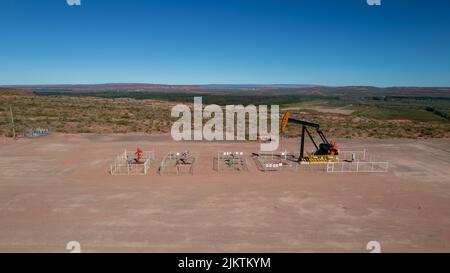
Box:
[281,112,338,162]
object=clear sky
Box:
[1,0,449,86]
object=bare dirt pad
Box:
[0,134,450,252]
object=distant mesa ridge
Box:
[1,83,449,94]
[1,83,322,92]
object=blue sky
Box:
[1,0,449,86]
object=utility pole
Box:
[9,105,16,139]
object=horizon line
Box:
[2,83,450,89]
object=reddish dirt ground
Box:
[0,134,449,252]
